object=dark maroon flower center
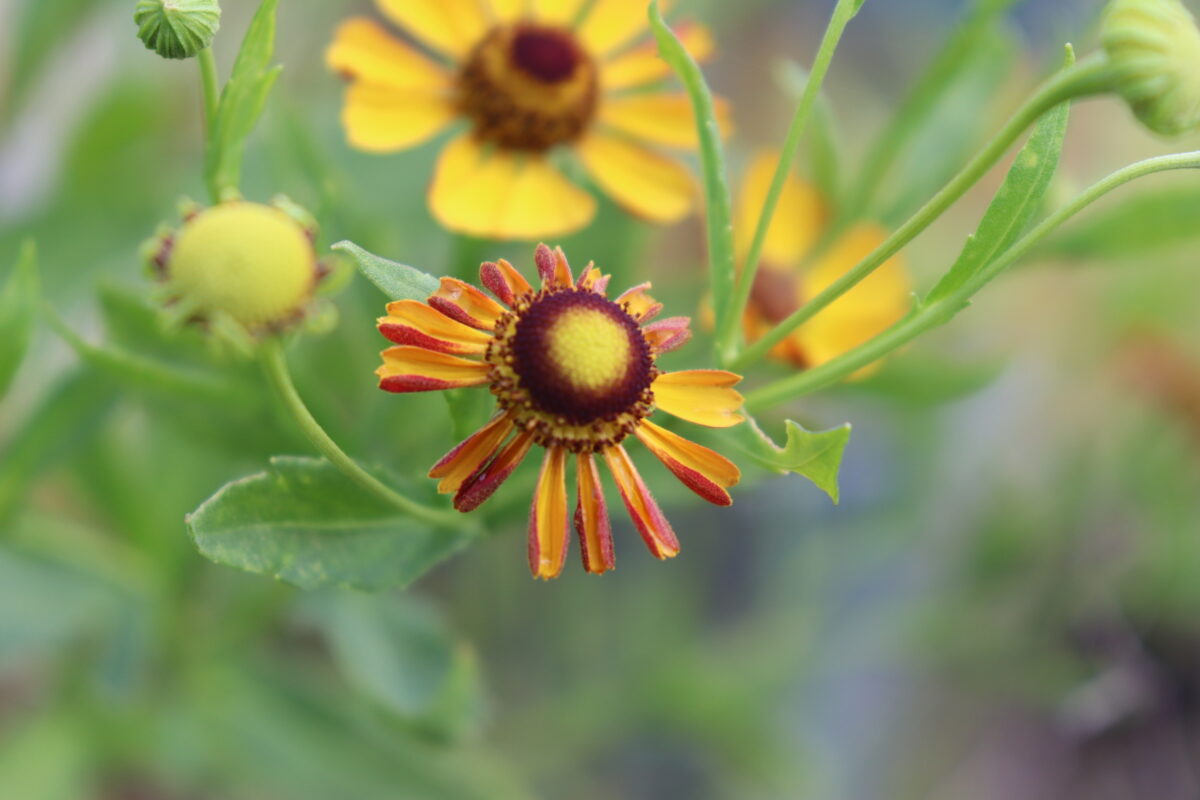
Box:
[510,26,581,84]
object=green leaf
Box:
[0,241,39,397]
[204,0,281,199]
[332,240,441,301]
[188,456,473,591]
[729,417,852,503]
[925,50,1073,304]
[0,714,87,800]
[1045,185,1200,260]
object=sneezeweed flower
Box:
[375,244,744,579]
[1101,0,1200,136]
[327,1,728,240]
[144,198,330,345]
[735,151,911,371]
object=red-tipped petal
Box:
[377,299,492,354]
[602,444,680,559]
[376,346,490,392]
[528,447,570,580]
[575,452,615,574]
[635,419,739,506]
[479,258,533,307]
[428,277,505,330]
[641,316,692,354]
[615,282,663,323]
[454,430,535,512]
[428,414,514,494]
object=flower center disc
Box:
[458,24,598,152]
[511,290,653,425]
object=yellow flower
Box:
[735,151,911,372]
[375,244,744,579]
[327,0,728,240]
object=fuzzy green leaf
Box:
[333,241,441,301]
[188,456,473,591]
[925,51,1073,303]
[730,417,852,503]
[0,241,39,397]
[205,0,281,199]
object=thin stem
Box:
[197,47,220,138]
[259,338,466,529]
[744,151,1200,412]
[731,53,1118,371]
[718,0,863,366]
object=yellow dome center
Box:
[547,307,632,392]
[168,202,315,328]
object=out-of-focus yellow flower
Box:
[326,0,728,240]
[374,244,743,579]
[735,151,911,374]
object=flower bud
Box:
[134,0,221,60]
[1101,0,1200,135]
[164,202,317,329]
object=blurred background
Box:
[4,0,1200,798]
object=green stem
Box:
[197,47,220,138]
[718,0,863,366]
[744,151,1200,412]
[731,53,1118,372]
[259,338,465,529]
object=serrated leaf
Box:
[925,52,1072,304]
[205,0,280,199]
[730,416,851,503]
[188,456,472,591]
[0,241,39,397]
[333,241,440,301]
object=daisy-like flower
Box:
[375,244,744,579]
[736,151,911,371]
[327,0,727,240]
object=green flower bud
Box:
[1102,0,1200,135]
[134,0,221,60]
[165,202,317,329]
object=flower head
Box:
[328,0,728,240]
[735,151,911,372]
[1101,0,1200,135]
[134,0,221,60]
[376,244,744,579]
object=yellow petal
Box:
[602,444,679,559]
[599,92,731,149]
[341,83,456,153]
[326,18,451,90]
[487,0,525,22]
[579,0,674,57]
[652,370,745,428]
[430,136,596,239]
[575,452,615,574]
[575,134,695,224]
[635,419,739,506]
[601,22,714,91]
[529,447,570,580]
[378,299,493,354]
[532,0,586,25]
[376,346,491,392]
[375,0,489,59]
[428,414,514,494]
[736,149,826,265]
[794,222,912,370]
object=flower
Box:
[327,0,728,240]
[134,0,221,60]
[375,244,744,579]
[735,151,911,372]
[1101,0,1200,136]
[145,199,325,333]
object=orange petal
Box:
[575,134,696,225]
[428,277,506,331]
[375,0,489,60]
[534,243,574,288]
[641,316,691,354]
[634,419,739,506]
[652,370,745,428]
[599,93,732,149]
[615,282,663,323]
[602,444,680,559]
[601,22,713,91]
[455,430,535,512]
[479,258,533,307]
[577,264,607,293]
[378,299,493,354]
[376,346,490,392]
[575,452,615,574]
[528,447,570,580]
[326,18,451,90]
[428,414,514,494]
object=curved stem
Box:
[718,0,863,366]
[744,151,1200,412]
[731,53,1118,371]
[259,338,465,529]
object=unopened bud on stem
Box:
[134,0,221,60]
